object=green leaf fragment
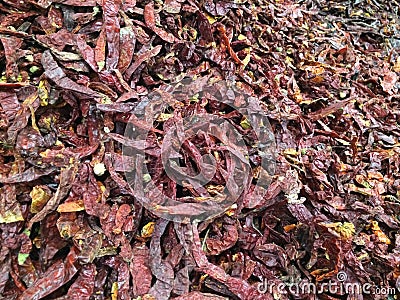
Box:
[29,66,40,74]
[97,61,105,72]
[18,253,30,265]
[240,117,251,129]
[143,174,151,183]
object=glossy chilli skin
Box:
[0,0,399,299]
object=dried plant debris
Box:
[0,0,400,299]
